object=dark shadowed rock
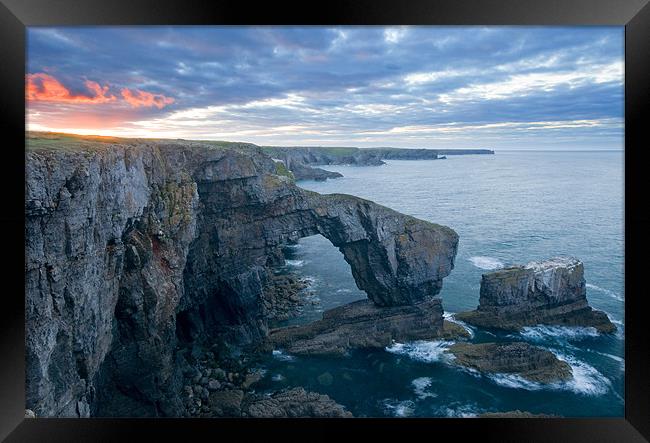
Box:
[242,387,352,417]
[446,342,573,383]
[455,257,616,333]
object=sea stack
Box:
[455,257,616,333]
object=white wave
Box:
[468,256,504,270]
[411,377,437,400]
[586,283,623,301]
[382,399,416,417]
[302,276,319,287]
[385,340,454,363]
[551,353,612,396]
[271,373,285,382]
[588,350,625,371]
[272,349,296,362]
[437,404,480,418]
[520,325,600,342]
[284,243,302,249]
[444,312,475,338]
[488,373,544,391]
[335,288,352,293]
[488,352,611,396]
[285,259,305,267]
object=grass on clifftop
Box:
[26,131,261,154]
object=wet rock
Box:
[242,387,352,418]
[446,342,573,383]
[317,372,334,386]
[456,257,616,333]
[268,297,462,356]
[25,136,458,417]
[207,379,221,391]
[241,372,262,390]
[208,389,244,417]
[213,368,226,380]
[25,409,36,419]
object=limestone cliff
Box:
[25,134,459,417]
[455,257,615,333]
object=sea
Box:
[254,150,625,417]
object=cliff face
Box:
[455,257,615,333]
[25,138,458,417]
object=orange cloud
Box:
[27,73,116,104]
[26,73,174,109]
[120,88,175,109]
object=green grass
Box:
[25,131,261,154]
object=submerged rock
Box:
[268,297,468,356]
[242,387,352,418]
[446,342,573,384]
[455,257,615,333]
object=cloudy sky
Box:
[27,26,623,150]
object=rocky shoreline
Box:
[25,133,458,417]
[25,133,615,418]
[264,145,494,181]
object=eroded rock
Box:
[446,342,573,383]
[242,387,353,418]
[25,135,458,417]
[268,297,468,356]
[455,257,615,333]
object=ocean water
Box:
[256,151,624,417]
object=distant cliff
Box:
[25,133,458,417]
[263,146,494,169]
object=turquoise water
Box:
[256,151,625,417]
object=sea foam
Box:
[468,256,504,270]
[385,340,454,364]
[520,325,600,342]
[586,283,623,301]
[382,399,416,417]
[411,377,437,400]
[285,259,305,267]
[272,349,296,362]
[444,312,475,338]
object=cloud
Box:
[27,73,116,104]
[120,88,175,109]
[26,26,624,149]
[27,72,174,109]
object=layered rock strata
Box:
[455,257,616,333]
[25,135,458,417]
[268,297,469,356]
[446,342,573,383]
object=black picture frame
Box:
[1,0,648,441]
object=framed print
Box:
[1,0,648,441]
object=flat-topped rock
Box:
[456,257,616,333]
[268,297,469,356]
[446,342,573,383]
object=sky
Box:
[26,26,624,150]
